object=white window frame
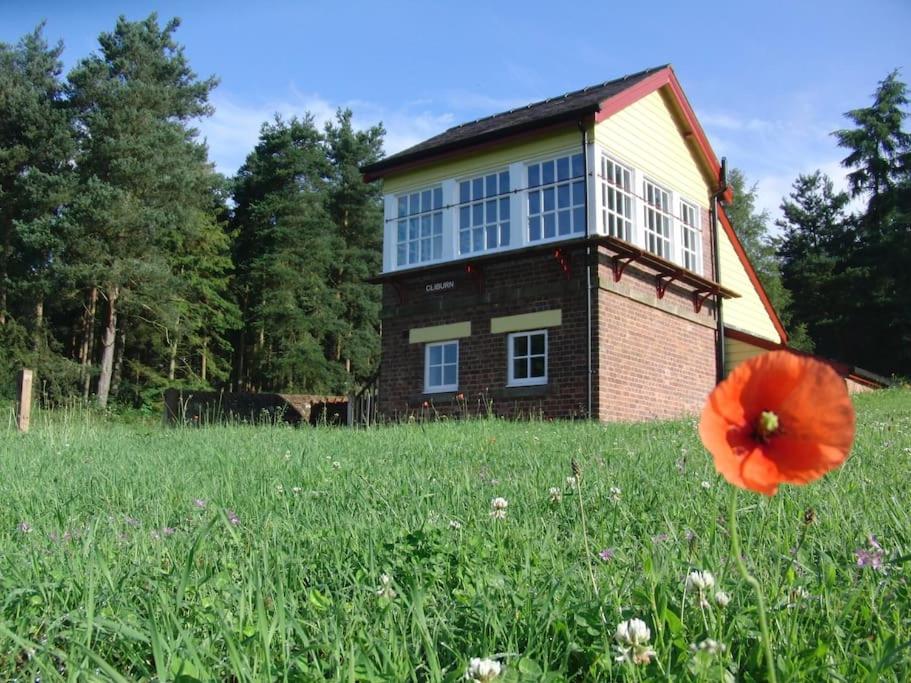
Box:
[424,340,459,393]
[395,186,444,268]
[679,199,702,274]
[507,330,548,387]
[600,154,634,242]
[457,168,511,255]
[641,178,673,260]
[526,152,586,244]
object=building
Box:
[361,65,877,422]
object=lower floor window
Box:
[425,340,458,392]
[508,330,548,386]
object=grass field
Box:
[0,389,909,681]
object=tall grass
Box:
[0,390,908,681]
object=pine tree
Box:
[65,14,221,406]
[0,25,77,399]
[723,168,812,350]
[323,109,385,389]
[833,70,911,376]
[775,171,851,359]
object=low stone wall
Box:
[163,389,348,426]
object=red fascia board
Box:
[717,206,789,343]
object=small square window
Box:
[507,330,548,386]
[425,340,459,393]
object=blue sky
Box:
[3,0,909,220]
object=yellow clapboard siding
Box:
[490,309,562,334]
[724,337,768,376]
[717,227,780,342]
[409,322,471,344]
[383,129,584,194]
[594,90,710,207]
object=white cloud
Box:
[196,89,457,177]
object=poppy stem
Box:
[728,488,778,683]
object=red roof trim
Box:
[717,206,789,343]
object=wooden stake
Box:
[17,368,33,433]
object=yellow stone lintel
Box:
[408,321,472,344]
[490,309,562,334]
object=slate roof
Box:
[362,65,669,177]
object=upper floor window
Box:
[527,153,586,242]
[642,179,672,259]
[459,171,510,254]
[600,156,633,242]
[679,200,701,274]
[396,187,443,267]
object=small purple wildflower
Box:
[598,548,616,562]
[855,549,884,570]
[651,533,669,544]
[125,516,140,527]
[225,509,241,526]
[162,527,176,537]
[193,499,207,509]
[17,522,32,534]
[867,534,881,550]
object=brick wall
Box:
[378,245,591,421]
[378,240,720,423]
[594,246,717,421]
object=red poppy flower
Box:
[699,350,856,495]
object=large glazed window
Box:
[600,155,634,242]
[507,330,548,386]
[396,187,444,267]
[679,200,702,274]
[424,340,459,393]
[458,170,511,254]
[527,153,586,242]
[642,179,672,259]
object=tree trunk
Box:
[0,216,10,326]
[33,299,44,352]
[201,337,208,383]
[96,285,119,408]
[168,314,180,381]
[111,328,125,398]
[81,287,98,401]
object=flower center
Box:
[755,410,780,442]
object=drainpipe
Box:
[710,157,728,383]
[579,120,593,419]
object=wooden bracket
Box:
[553,248,571,280]
[692,289,716,313]
[655,271,680,299]
[611,254,637,282]
[465,263,484,294]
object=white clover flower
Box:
[376,573,396,600]
[685,570,715,592]
[548,487,562,503]
[449,519,462,530]
[490,497,508,519]
[690,638,726,656]
[700,480,712,490]
[609,486,622,502]
[714,590,730,607]
[332,461,341,469]
[275,484,284,494]
[283,450,291,461]
[614,618,656,665]
[465,657,502,681]
[566,475,578,490]
[292,486,302,494]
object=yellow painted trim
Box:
[409,321,471,344]
[490,309,562,334]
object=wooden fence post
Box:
[17,369,33,433]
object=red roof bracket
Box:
[553,247,571,280]
[656,271,680,299]
[465,263,484,294]
[612,254,638,282]
[692,288,717,313]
